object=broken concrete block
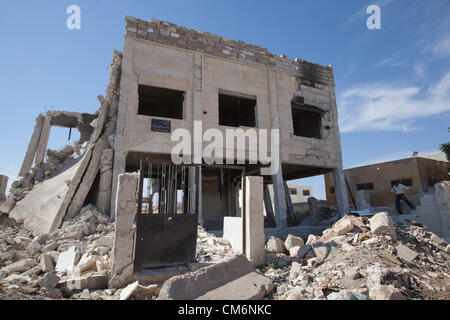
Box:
[1,274,32,285]
[1,258,35,274]
[27,241,42,255]
[369,285,406,300]
[39,272,61,289]
[342,243,355,252]
[159,255,268,300]
[77,253,100,273]
[430,234,446,245]
[289,244,312,258]
[22,266,42,277]
[0,197,16,215]
[396,244,418,263]
[369,212,397,240]
[96,235,114,248]
[42,242,58,252]
[40,254,55,273]
[119,281,139,300]
[312,242,330,262]
[266,236,286,254]
[55,246,80,273]
[289,262,303,282]
[333,218,355,236]
[306,234,319,245]
[132,284,161,300]
[284,234,304,250]
[196,271,274,300]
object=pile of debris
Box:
[0,210,238,300]
[263,212,450,300]
[0,205,115,300]
[196,226,235,263]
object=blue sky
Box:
[0,0,449,199]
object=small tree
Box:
[440,127,450,161]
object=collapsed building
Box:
[0,16,353,297]
[0,16,449,301]
[1,16,350,235]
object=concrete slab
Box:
[9,156,85,236]
[196,271,274,300]
[159,255,269,300]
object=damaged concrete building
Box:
[325,152,450,239]
[0,17,351,296]
[112,16,349,230]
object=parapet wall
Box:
[125,16,335,87]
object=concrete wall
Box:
[112,16,348,218]
[325,157,450,208]
[115,17,343,168]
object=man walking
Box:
[392,182,415,215]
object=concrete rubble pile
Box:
[0,216,241,300]
[196,226,235,263]
[263,212,450,300]
[0,205,116,299]
[0,50,123,237]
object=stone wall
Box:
[124,17,334,87]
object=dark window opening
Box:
[289,188,297,195]
[330,187,335,194]
[291,98,323,139]
[138,85,184,119]
[391,179,413,187]
[219,93,257,128]
[357,183,374,191]
[303,190,310,196]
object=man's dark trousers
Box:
[395,194,415,215]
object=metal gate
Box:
[134,159,201,270]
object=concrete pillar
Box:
[267,69,288,228]
[96,149,114,215]
[224,176,265,267]
[284,181,295,221]
[244,176,265,267]
[109,172,139,289]
[333,168,350,217]
[272,174,288,228]
[308,197,319,226]
[19,114,45,177]
[35,114,52,167]
[0,175,8,202]
[263,184,276,226]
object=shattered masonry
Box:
[0,17,449,301]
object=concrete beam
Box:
[0,175,8,202]
[333,168,350,217]
[34,114,52,167]
[19,115,45,177]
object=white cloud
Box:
[426,34,450,57]
[338,71,450,132]
[373,57,407,68]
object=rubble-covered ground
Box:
[0,209,234,300]
[262,213,450,300]
[1,208,449,300]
